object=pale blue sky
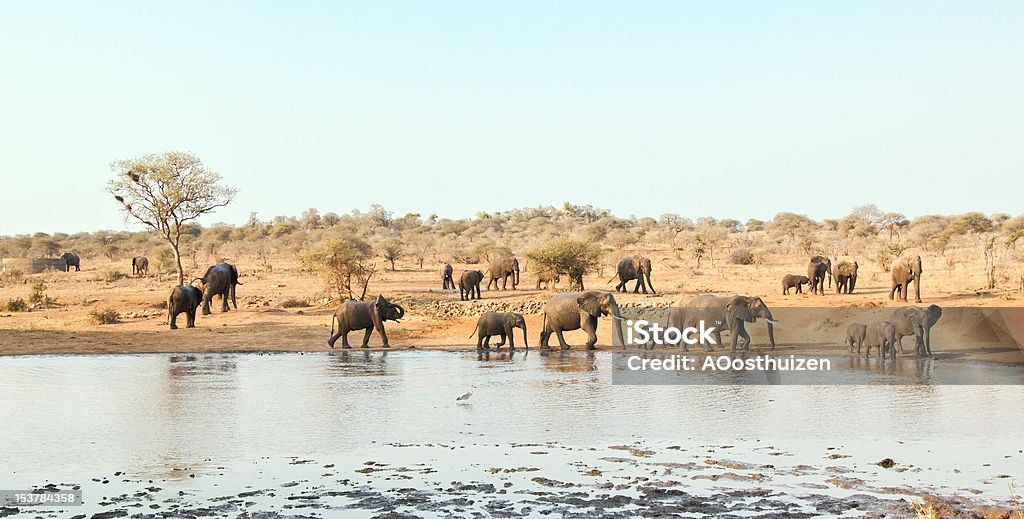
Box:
[1,2,1021,235]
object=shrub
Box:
[102,269,128,282]
[279,297,309,308]
[4,298,28,312]
[526,239,603,290]
[28,282,47,305]
[727,249,755,265]
[298,236,375,300]
[89,308,120,325]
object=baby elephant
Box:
[865,320,897,360]
[845,323,867,354]
[167,285,202,330]
[781,274,810,295]
[469,311,529,350]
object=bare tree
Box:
[109,152,236,285]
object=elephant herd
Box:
[781,254,922,303]
[844,305,942,360]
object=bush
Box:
[88,308,120,325]
[279,297,309,308]
[728,249,755,265]
[28,282,47,305]
[102,269,128,282]
[526,239,603,290]
[4,298,28,312]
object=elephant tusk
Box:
[609,315,628,321]
[766,318,779,325]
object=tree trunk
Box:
[172,244,184,286]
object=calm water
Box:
[1,351,1021,515]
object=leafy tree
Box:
[379,237,404,271]
[527,239,603,290]
[109,152,236,285]
[298,236,374,300]
[878,212,909,242]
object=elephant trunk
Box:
[521,323,529,349]
[645,271,656,294]
[763,309,777,350]
[393,304,406,320]
[914,271,922,303]
[609,298,625,348]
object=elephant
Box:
[535,269,560,290]
[486,256,520,290]
[441,263,456,290]
[865,320,897,360]
[808,261,830,296]
[781,274,809,295]
[469,311,529,350]
[845,323,867,354]
[890,255,923,303]
[540,291,625,350]
[834,261,858,294]
[608,255,656,294]
[132,256,149,277]
[167,285,202,330]
[60,252,80,272]
[327,295,406,348]
[808,256,831,288]
[669,294,777,352]
[460,270,484,301]
[196,262,241,315]
[890,304,942,355]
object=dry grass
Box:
[88,308,120,325]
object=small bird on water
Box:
[456,385,476,403]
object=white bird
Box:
[456,385,476,403]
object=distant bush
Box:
[727,249,755,265]
[279,297,308,308]
[527,239,603,291]
[88,308,120,325]
[4,298,28,312]
[28,282,47,305]
[102,269,128,282]
[4,268,24,282]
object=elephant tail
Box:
[331,313,337,337]
[605,274,618,284]
[468,323,479,340]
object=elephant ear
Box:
[728,296,756,323]
[375,294,388,313]
[927,305,942,326]
[577,293,603,317]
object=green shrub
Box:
[88,308,120,325]
[4,298,28,312]
[28,282,47,305]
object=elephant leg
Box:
[540,328,552,349]
[186,310,195,328]
[554,328,571,350]
[495,333,506,347]
[337,329,352,349]
[221,291,229,312]
[169,310,179,330]
[202,296,212,316]
[482,336,491,350]
[897,336,906,353]
[475,285,481,299]
[361,327,373,348]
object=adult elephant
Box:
[890,255,923,303]
[196,262,241,315]
[166,285,202,330]
[460,270,484,301]
[669,294,777,351]
[808,256,831,288]
[808,261,830,296]
[60,252,80,272]
[486,256,520,290]
[132,256,149,277]
[608,255,656,294]
[890,305,942,355]
[441,263,456,290]
[327,295,406,348]
[833,261,858,294]
[540,291,625,350]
